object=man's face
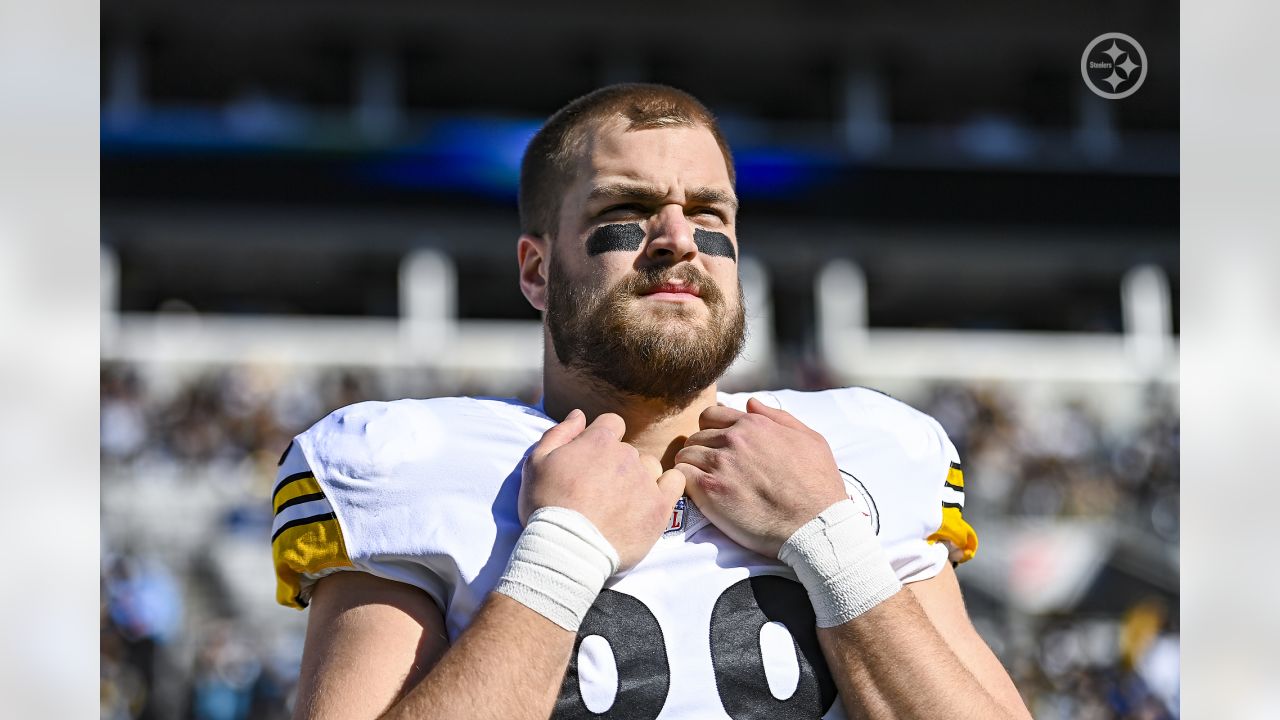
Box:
[544,119,745,405]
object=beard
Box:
[546,257,746,407]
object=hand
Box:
[520,410,687,570]
[675,397,848,558]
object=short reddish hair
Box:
[518,83,736,238]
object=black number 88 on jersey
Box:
[554,575,839,719]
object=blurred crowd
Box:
[920,383,1179,545]
[101,361,1179,719]
[101,549,295,720]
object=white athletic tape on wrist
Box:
[493,506,620,631]
[778,498,902,628]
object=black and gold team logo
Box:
[839,469,880,535]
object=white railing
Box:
[101,247,776,383]
[816,260,1178,386]
[102,246,1176,388]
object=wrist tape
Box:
[778,498,902,628]
[492,507,620,631]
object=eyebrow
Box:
[587,182,739,214]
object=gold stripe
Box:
[272,516,353,609]
[929,466,976,561]
[273,475,323,514]
[928,506,978,562]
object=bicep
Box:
[294,571,450,720]
[907,563,1031,719]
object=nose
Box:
[644,204,698,264]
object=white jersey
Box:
[271,387,977,719]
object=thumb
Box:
[586,412,628,442]
[531,408,587,461]
[745,396,808,430]
[656,467,687,509]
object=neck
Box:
[541,344,718,471]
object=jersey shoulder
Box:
[720,386,954,463]
[295,396,546,478]
[720,386,976,571]
[272,396,550,610]
[832,386,959,464]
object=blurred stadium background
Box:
[99,2,1178,718]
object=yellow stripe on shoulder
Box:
[929,465,977,562]
[272,515,353,609]
[273,475,323,514]
[928,506,978,563]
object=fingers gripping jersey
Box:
[270,389,977,719]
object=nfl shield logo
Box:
[665,497,686,535]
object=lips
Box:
[641,282,701,297]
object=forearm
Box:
[679,404,1029,718]
[779,500,1028,720]
[295,413,672,720]
[818,589,1022,720]
[383,505,622,720]
[381,593,575,720]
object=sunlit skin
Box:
[517,118,742,469]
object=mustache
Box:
[619,264,724,303]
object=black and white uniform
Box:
[271,387,977,720]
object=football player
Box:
[271,83,1031,719]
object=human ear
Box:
[517,233,549,311]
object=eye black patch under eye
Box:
[586,223,645,256]
[694,228,736,261]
